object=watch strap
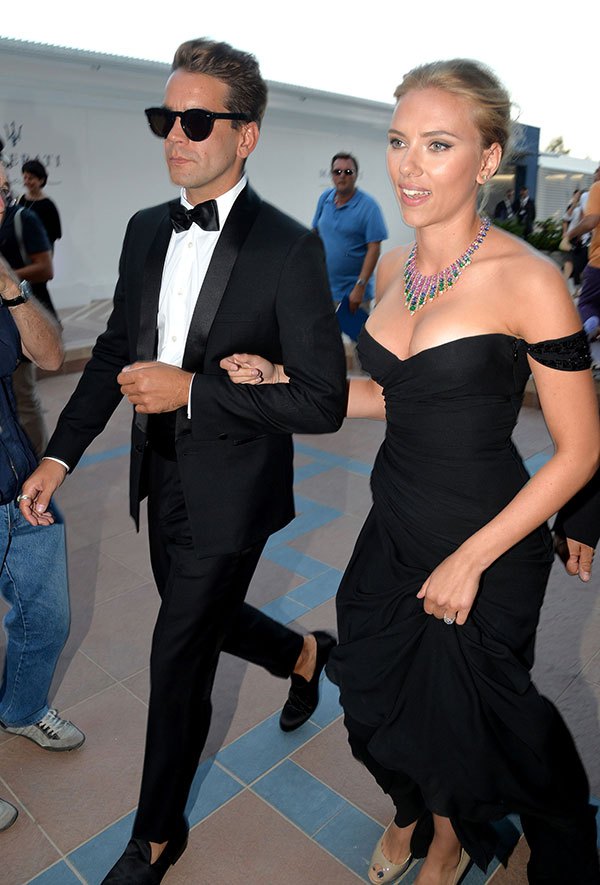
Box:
[1,280,31,307]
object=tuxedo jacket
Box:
[513,197,536,233]
[46,185,347,555]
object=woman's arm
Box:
[220,354,385,419]
[348,378,385,419]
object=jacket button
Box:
[218,433,228,440]
[134,443,144,453]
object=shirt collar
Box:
[180,175,247,228]
[328,187,360,208]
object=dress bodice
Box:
[357,328,589,549]
[358,331,529,461]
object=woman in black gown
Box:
[221,60,600,885]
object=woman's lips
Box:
[399,186,431,206]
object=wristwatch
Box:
[0,280,32,307]
[356,278,366,287]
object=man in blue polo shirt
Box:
[312,152,387,337]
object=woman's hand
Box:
[416,547,484,626]
[219,353,287,384]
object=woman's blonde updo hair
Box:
[394,59,512,153]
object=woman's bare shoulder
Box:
[485,226,581,340]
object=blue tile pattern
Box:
[185,759,244,826]
[27,863,83,885]
[68,811,135,884]
[524,451,552,475]
[312,801,383,878]
[217,713,320,784]
[252,760,348,834]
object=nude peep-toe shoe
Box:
[450,849,471,885]
[368,829,418,884]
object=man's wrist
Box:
[0,280,21,301]
[42,456,69,473]
[1,280,31,307]
[356,278,366,287]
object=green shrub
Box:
[527,218,562,252]
[493,216,562,252]
[493,218,524,237]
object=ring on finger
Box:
[16,494,31,504]
[443,613,456,625]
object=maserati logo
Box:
[3,122,23,149]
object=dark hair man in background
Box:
[0,159,55,455]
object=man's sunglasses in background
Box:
[331,168,356,177]
[145,107,251,142]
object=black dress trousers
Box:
[133,450,302,840]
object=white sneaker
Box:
[0,709,85,751]
[0,799,18,831]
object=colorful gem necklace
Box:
[404,216,491,315]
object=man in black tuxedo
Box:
[19,38,346,882]
[513,185,536,237]
[493,188,514,222]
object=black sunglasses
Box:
[144,107,251,142]
[332,168,356,177]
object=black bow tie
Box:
[170,200,220,233]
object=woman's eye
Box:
[430,141,451,152]
[389,138,405,149]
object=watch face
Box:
[19,281,32,299]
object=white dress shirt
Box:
[157,175,247,366]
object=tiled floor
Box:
[0,364,599,884]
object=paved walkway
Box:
[1,357,599,884]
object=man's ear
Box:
[238,122,259,160]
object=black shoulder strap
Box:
[13,208,31,266]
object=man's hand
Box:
[18,459,67,526]
[117,361,193,413]
[554,533,594,583]
[348,284,364,314]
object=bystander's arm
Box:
[14,250,53,284]
[348,241,382,312]
[0,255,63,370]
[568,212,599,241]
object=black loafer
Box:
[101,823,188,884]
[279,631,337,732]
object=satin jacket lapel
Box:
[137,202,177,361]
[134,201,176,432]
[181,185,261,373]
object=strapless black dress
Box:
[327,330,594,870]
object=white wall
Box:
[535,153,597,222]
[0,39,410,309]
